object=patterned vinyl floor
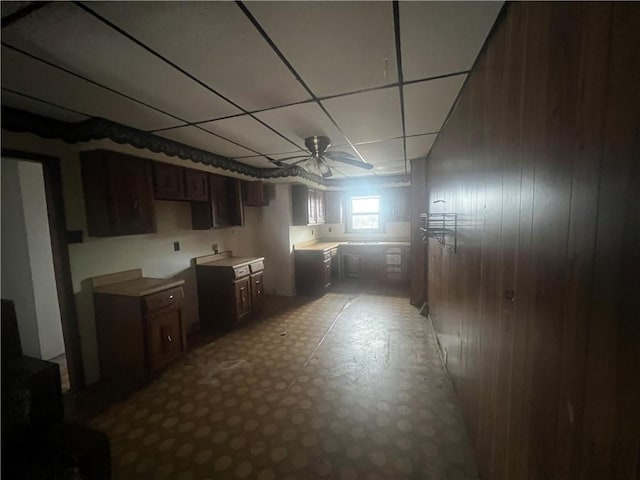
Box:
[86,286,479,480]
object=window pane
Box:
[352,197,380,214]
[352,214,379,230]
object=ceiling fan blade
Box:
[324,151,374,170]
[324,150,358,161]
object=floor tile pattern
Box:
[87,289,478,480]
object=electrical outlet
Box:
[328,227,332,232]
[173,241,180,252]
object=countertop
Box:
[93,277,185,297]
[294,240,410,252]
[196,255,265,268]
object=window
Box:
[348,195,382,232]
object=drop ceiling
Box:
[1,1,503,179]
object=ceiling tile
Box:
[89,2,310,111]
[253,102,349,149]
[331,164,379,177]
[234,156,280,169]
[157,126,255,159]
[404,74,467,136]
[246,1,397,97]
[406,134,437,160]
[1,90,89,123]
[374,161,409,175]
[400,1,503,81]
[1,46,181,131]
[321,87,402,144]
[2,3,241,123]
[354,138,404,165]
[200,115,301,155]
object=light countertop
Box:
[294,240,410,252]
[196,256,264,268]
[93,277,185,297]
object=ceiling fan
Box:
[271,136,374,178]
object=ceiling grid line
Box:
[1,1,50,29]
[392,1,409,176]
[2,1,504,177]
[235,0,376,175]
[72,1,305,153]
[2,86,92,119]
[2,42,267,157]
[149,70,470,138]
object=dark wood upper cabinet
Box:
[153,163,185,200]
[154,164,208,202]
[80,150,156,237]
[292,185,326,226]
[184,169,208,202]
[244,181,270,206]
[191,174,244,229]
[325,191,343,224]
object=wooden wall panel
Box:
[422,3,640,480]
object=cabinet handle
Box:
[169,295,174,299]
[255,280,261,284]
[167,335,172,343]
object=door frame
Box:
[2,148,84,390]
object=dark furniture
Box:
[80,150,156,237]
[1,299,110,479]
[153,163,209,202]
[294,244,338,296]
[191,174,244,229]
[195,252,265,329]
[91,272,187,391]
[292,184,325,226]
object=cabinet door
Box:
[250,272,264,313]
[233,277,252,320]
[210,174,229,228]
[244,181,268,206]
[154,163,185,200]
[323,258,332,288]
[147,309,184,372]
[308,189,317,225]
[107,154,156,236]
[184,169,208,202]
[226,179,244,226]
[316,191,325,224]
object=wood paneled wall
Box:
[423,3,639,479]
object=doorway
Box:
[1,149,83,392]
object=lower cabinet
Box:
[196,256,265,329]
[233,276,252,320]
[94,285,186,390]
[294,248,336,296]
[250,271,265,312]
[147,309,185,372]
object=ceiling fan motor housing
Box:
[305,136,331,158]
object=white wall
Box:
[1,158,65,360]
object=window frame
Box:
[346,194,384,233]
